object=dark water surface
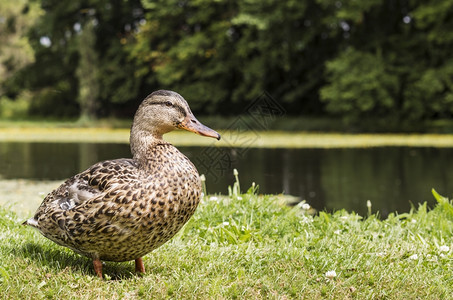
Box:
[1,142,452,216]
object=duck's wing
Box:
[23,158,139,236]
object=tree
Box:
[76,18,100,120]
[406,0,453,119]
[10,0,144,118]
[129,0,240,113]
[130,0,337,115]
[319,0,453,124]
[0,0,42,96]
[320,48,398,122]
[5,0,453,129]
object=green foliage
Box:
[130,0,240,112]
[405,63,453,120]
[316,0,383,23]
[3,0,453,129]
[320,48,398,122]
[412,0,453,43]
[319,0,453,125]
[76,19,100,120]
[129,0,333,114]
[28,83,79,117]
[4,0,144,118]
[0,94,30,119]
[0,0,42,95]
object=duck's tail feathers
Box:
[22,218,39,228]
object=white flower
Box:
[411,219,417,223]
[237,196,243,200]
[334,230,342,235]
[209,196,218,201]
[301,203,310,210]
[233,169,238,176]
[325,270,337,279]
[299,216,313,224]
[222,221,229,226]
[376,252,385,257]
[409,254,418,260]
[200,174,206,182]
[366,200,372,208]
[439,245,450,252]
[427,254,438,262]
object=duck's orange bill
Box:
[178,114,221,140]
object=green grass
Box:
[0,177,452,299]
[3,118,453,148]
[3,127,453,148]
[4,116,453,133]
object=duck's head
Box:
[132,90,220,140]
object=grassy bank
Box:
[2,127,453,148]
[3,116,453,133]
[0,181,452,299]
[3,118,453,148]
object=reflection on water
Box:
[1,142,452,216]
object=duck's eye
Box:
[165,101,173,107]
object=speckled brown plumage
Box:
[23,90,220,278]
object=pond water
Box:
[1,142,452,217]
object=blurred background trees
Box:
[1,0,453,130]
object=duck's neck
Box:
[130,126,169,165]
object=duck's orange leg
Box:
[135,257,145,273]
[93,258,103,279]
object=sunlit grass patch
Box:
[1,172,452,298]
[2,126,453,148]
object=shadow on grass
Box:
[14,242,141,280]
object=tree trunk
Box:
[76,19,100,121]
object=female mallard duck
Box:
[23,90,220,278]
